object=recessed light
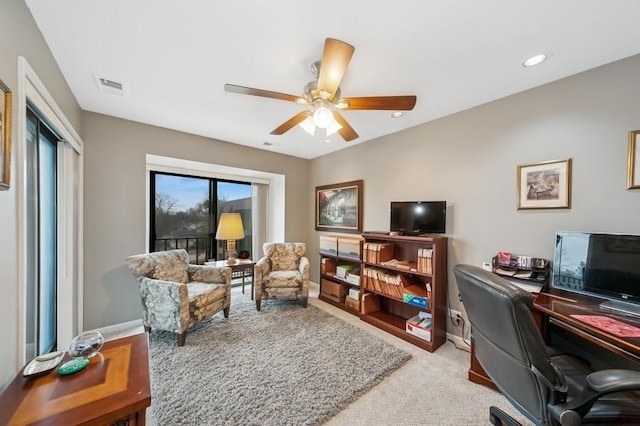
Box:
[263,141,273,146]
[391,112,404,118]
[523,54,547,67]
[324,139,332,143]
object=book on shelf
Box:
[362,267,412,299]
[417,248,433,274]
[363,242,394,263]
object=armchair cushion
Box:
[265,270,303,288]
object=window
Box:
[150,172,253,263]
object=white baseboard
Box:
[89,319,145,342]
[446,332,471,352]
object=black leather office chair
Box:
[453,264,640,426]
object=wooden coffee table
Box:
[206,259,256,299]
[0,332,151,425]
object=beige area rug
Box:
[148,294,411,426]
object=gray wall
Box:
[310,54,640,338]
[0,0,82,389]
[81,112,310,330]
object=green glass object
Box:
[58,357,89,376]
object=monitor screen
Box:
[390,201,446,235]
[552,231,640,305]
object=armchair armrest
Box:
[255,256,271,278]
[557,369,640,426]
[298,256,310,280]
[138,276,189,332]
[188,264,231,286]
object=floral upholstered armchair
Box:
[254,242,309,311]
[126,249,231,346]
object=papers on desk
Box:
[494,268,544,293]
[507,280,544,294]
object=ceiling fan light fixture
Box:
[313,106,333,128]
[299,116,316,135]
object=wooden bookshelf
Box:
[359,233,448,352]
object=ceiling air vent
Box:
[94,75,126,96]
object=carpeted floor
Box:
[148,294,411,426]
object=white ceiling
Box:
[25,0,640,159]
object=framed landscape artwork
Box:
[517,159,572,210]
[0,78,11,190]
[628,130,640,189]
[315,180,363,233]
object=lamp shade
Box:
[215,213,245,240]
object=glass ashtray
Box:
[69,331,104,359]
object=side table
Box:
[206,259,256,299]
[0,332,151,425]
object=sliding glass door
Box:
[25,106,59,358]
[150,172,252,263]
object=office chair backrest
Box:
[454,264,561,425]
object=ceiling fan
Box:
[224,38,417,142]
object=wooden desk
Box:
[468,289,640,389]
[0,332,151,425]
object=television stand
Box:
[600,299,640,317]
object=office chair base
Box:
[490,406,522,426]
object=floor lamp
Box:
[215,213,245,265]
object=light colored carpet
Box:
[305,285,531,426]
[148,293,411,426]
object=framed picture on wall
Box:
[0,78,12,190]
[628,130,640,189]
[517,159,572,210]
[315,180,363,233]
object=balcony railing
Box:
[154,235,253,265]
[154,236,211,264]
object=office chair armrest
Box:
[586,368,640,392]
[557,369,640,426]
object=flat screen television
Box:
[390,201,446,235]
[552,231,640,315]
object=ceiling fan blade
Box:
[338,96,417,111]
[332,112,359,142]
[316,38,355,101]
[270,111,311,135]
[225,84,306,104]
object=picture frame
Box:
[315,179,363,233]
[628,130,640,189]
[517,159,571,210]
[0,78,11,190]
